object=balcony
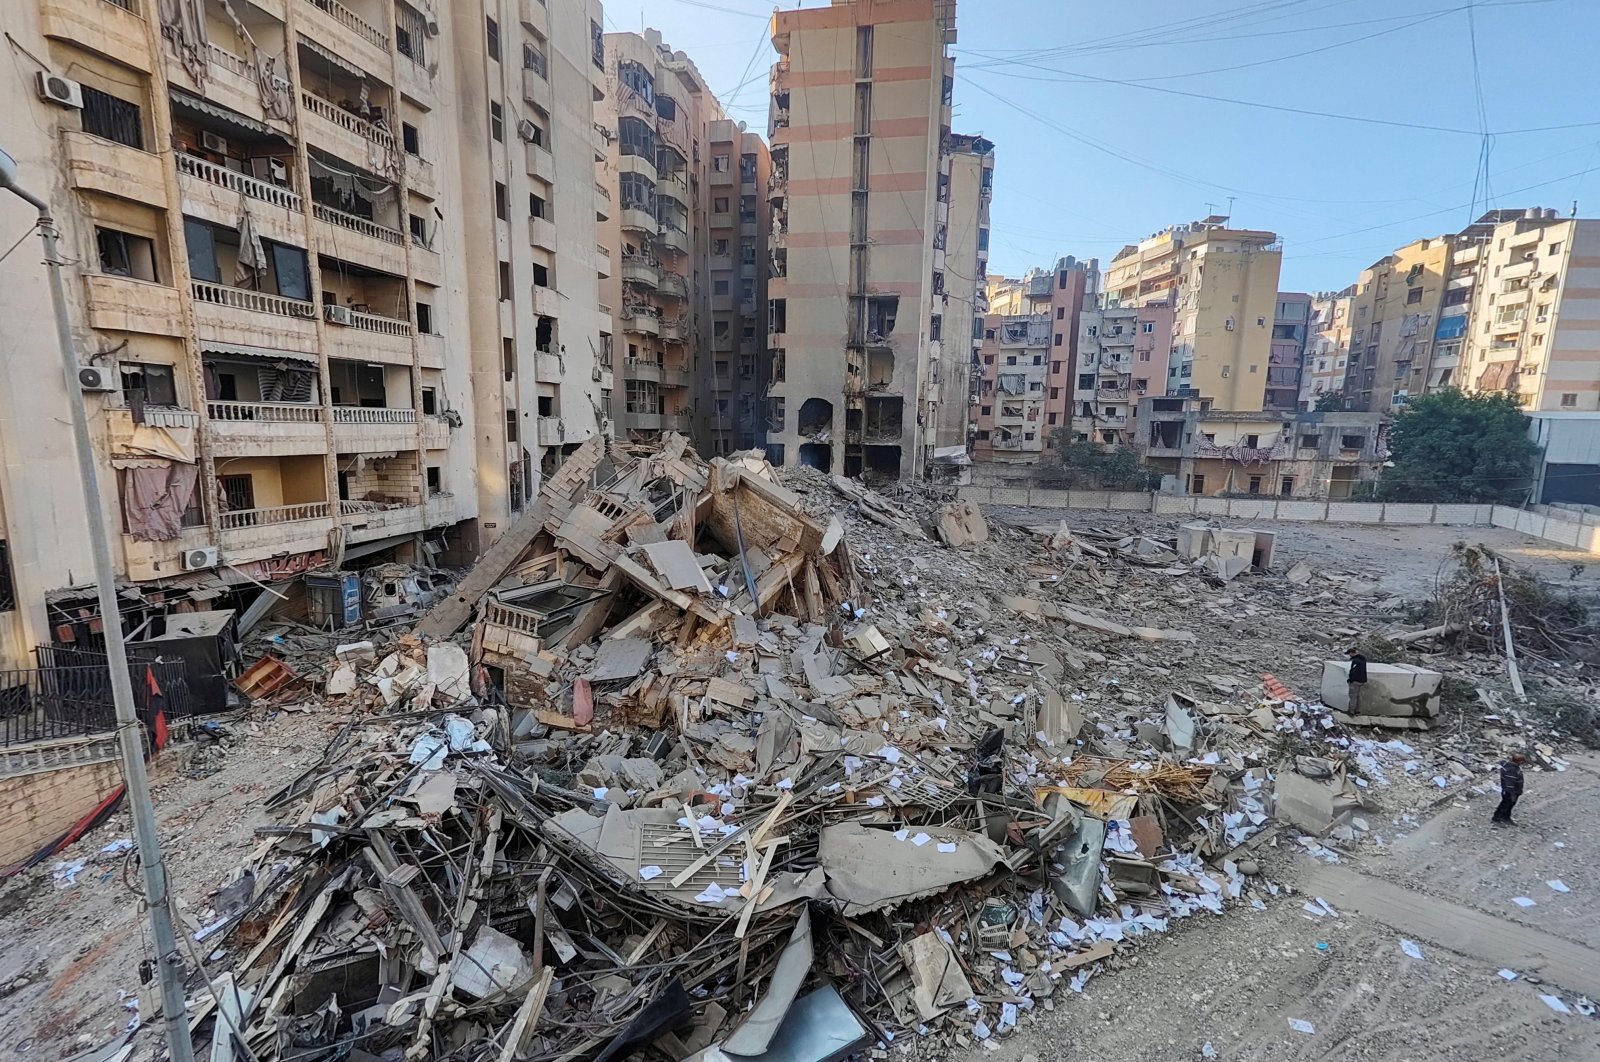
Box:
[409,156,438,200]
[529,215,558,251]
[84,275,184,337]
[340,499,424,542]
[40,0,151,73]
[425,491,462,527]
[709,211,733,230]
[621,257,660,289]
[522,67,553,111]
[537,416,565,447]
[422,414,451,450]
[620,205,657,235]
[62,131,164,207]
[220,500,331,530]
[661,368,691,389]
[595,182,612,221]
[658,227,688,255]
[323,304,415,361]
[710,166,734,186]
[620,308,660,337]
[207,400,327,456]
[313,204,407,273]
[595,244,612,278]
[532,285,560,317]
[657,172,689,205]
[624,357,662,381]
[535,351,563,377]
[658,273,688,301]
[332,406,418,450]
[659,316,685,343]
[190,280,318,348]
[178,153,301,212]
[218,499,334,561]
[527,143,555,183]
[301,90,396,158]
[297,0,390,76]
[107,406,201,460]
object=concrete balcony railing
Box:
[594,182,612,220]
[619,308,659,336]
[327,306,415,337]
[178,153,301,211]
[529,215,557,251]
[537,417,564,447]
[299,0,388,50]
[84,274,184,337]
[658,317,685,342]
[620,205,657,234]
[191,280,316,319]
[332,407,416,424]
[532,285,560,316]
[624,357,662,380]
[41,0,151,74]
[313,203,404,245]
[658,227,688,255]
[527,143,555,182]
[219,501,331,530]
[421,415,451,450]
[301,90,395,151]
[657,273,688,300]
[621,257,660,288]
[208,401,323,423]
[657,172,689,204]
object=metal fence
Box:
[0,648,193,747]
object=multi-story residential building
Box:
[1136,396,1387,500]
[1267,293,1311,411]
[600,30,727,449]
[1298,287,1355,410]
[939,132,993,454]
[970,259,1093,460]
[712,119,772,454]
[0,0,609,670]
[1107,217,1282,410]
[765,0,961,480]
[1462,209,1600,411]
[1340,235,1453,411]
[1074,297,1174,445]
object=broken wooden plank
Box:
[496,967,555,1062]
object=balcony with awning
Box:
[202,345,326,456]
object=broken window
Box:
[121,361,178,408]
[97,227,159,282]
[767,396,785,432]
[866,295,898,341]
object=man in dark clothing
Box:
[1493,752,1527,826]
[1345,648,1368,713]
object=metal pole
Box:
[26,202,196,1061]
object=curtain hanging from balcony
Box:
[113,425,198,465]
[124,464,202,542]
[159,0,210,88]
[235,210,269,287]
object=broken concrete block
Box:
[1176,523,1212,559]
[1273,770,1357,835]
[426,643,471,701]
[1320,660,1442,726]
[935,500,989,548]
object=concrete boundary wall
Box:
[954,485,1598,555]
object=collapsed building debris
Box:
[116,437,1564,1062]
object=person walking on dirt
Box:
[1493,752,1527,827]
[1345,647,1368,713]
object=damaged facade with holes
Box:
[1135,396,1390,500]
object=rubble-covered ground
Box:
[2,453,1597,1062]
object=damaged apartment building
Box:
[0,0,611,673]
[763,0,968,481]
[600,30,772,456]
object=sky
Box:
[599,0,1600,293]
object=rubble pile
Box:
[181,437,1475,1061]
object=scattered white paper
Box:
[1399,939,1424,961]
[997,1001,1018,1033]
[1540,994,1572,1015]
[893,829,909,841]
[937,841,958,854]
[1498,969,1519,981]
[775,778,794,790]
[1512,896,1537,908]
[1548,879,1570,894]
[100,839,134,855]
[592,786,609,800]
[1202,1045,1217,1059]
[1288,1017,1316,1035]
[864,795,885,807]
[694,882,730,905]
[639,866,663,881]
[972,1020,991,1040]
[912,832,932,847]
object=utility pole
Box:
[0,148,196,1062]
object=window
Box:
[523,42,548,79]
[713,279,729,295]
[656,95,677,121]
[502,338,515,378]
[713,155,730,172]
[426,467,442,494]
[1054,334,1063,347]
[1139,350,1151,362]
[1032,354,1042,365]
[0,540,12,613]
[977,227,989,251]
[980,405,991,416]
[1247,476,1262,495]
[1300,433,1318,449]
[486,16,500,60]
[402,123,420,155]
[618,60,655,103]
[1005,355,1016,365]
[96,227,158,281]
[530,193,547,219]
[1561,392,1578,407]
[617,116,656,159]
[421,388,437,415]
[1256,316,1266,326]
[396,2,427,64]
[494,182,507,220]
[1407,287,1423,304]
[120,362,177,407]
[1133,379,1147,391]
[505,409,518,442]
[1141,321,1154,333]
[416,301,433,334]
[1056,307,1065,320]
[499,261,511,300]
[713,196,729,213]
[409,213,430,246]
[1051,361,1062,373]
[1339,434,1363,449]
[1550,241,1564,256]
[81,86,142,148]
[490,102,504,142]
[1189,474,1205,495]
[1243,434,1259,448]
[1280,477,1295,496]
[713,238,729,255]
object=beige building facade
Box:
[0,0,609,669]
[765,0,961,480]
[1299,287,1355,410]
[1340,236,1452,411]
[1107,218,1282,411]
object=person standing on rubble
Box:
[1493,752,1527,827]
[1344,647,1368,713]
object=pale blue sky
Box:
[599,0,1600,292]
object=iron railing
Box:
[2,648,193,746]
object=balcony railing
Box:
[313,203,405,245]
[192,280,316,319]
[208,401,323,423]
[326,307,415,336]
[125,406,201,429]
[301,90,395,150]
[301,0,389,50]
[333,406,417,424]
[178,153,302,211]
[219,501,331,529]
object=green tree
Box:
[1314,392,1346,412]
[1376,389,1540,504]
[1041,430,1161,490]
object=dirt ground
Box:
[1,514,1595,1059]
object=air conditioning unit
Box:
[183,546,220,572]
[516,119,539,143]
[591,366,603,382]
[1537,314,1550,322]
[201,131,229,155]
[36,71,83,109]
[325,304,354,325]
[424,16,440,36]
[77,365,115,392]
